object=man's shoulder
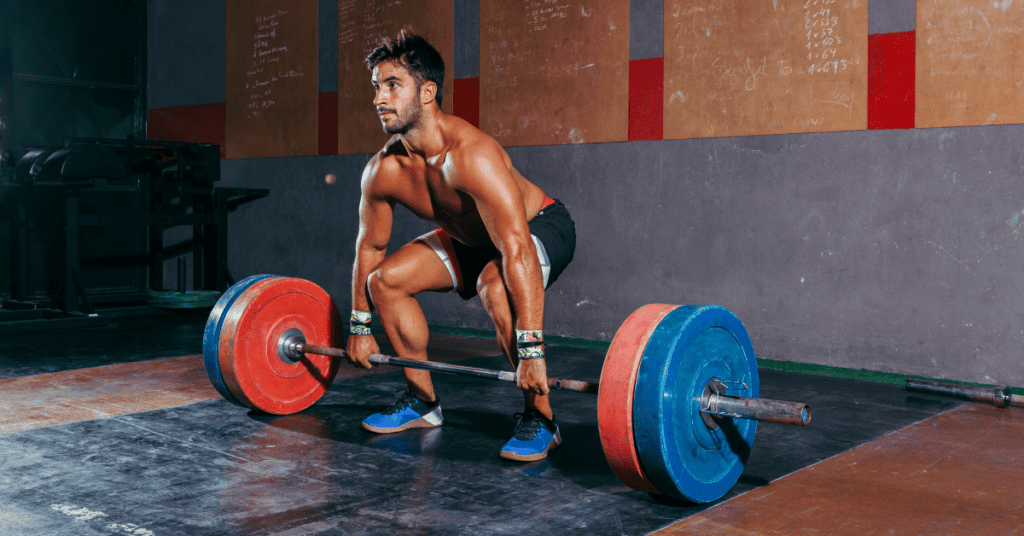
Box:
[445,121,507,170]
[448,115,497,146]
[360,146,410,198]
[366,138,411,176]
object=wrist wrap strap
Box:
[350,310,372,336]
[516,330,544,360]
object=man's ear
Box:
[420,80,438,106]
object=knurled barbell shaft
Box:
[297,343,599,393]
[295,342,810,426]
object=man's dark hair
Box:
[364,30,445,107]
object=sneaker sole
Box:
[360,420,440,436]
[498,434,562,462]
[362,411,442,436]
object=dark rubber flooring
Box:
[0,311,963,535]
[0,308,209,380]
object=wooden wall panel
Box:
[336,0,453,156]
[479,0,630,147]
[225,0,318,159]
[916,0,1024,129]
[663,0,868,139]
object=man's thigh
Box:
[373,239,456,296]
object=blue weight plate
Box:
[202,274,280,406]
[632,305,759,504]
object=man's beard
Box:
[380,99,422,135]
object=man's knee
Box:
[476,265,503,305]
[477,267,515,334]
[367,264,405,302]
[477,280,501,312]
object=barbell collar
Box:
[278,329,306,364]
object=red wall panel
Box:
[868,31,916,130]
[628,58,663,142]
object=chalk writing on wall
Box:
[336,0,453,155]
[226,0,318,159]
[916,0,1024,129]
[480,0,630,147]
[663,0,868,139]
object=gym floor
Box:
[1,310,1021,536]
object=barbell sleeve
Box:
[701,393,812,426]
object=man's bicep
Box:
[357,158,394,251]
[357,195,393,251]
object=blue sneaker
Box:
[362,390,443,433]
[499,410,562,461]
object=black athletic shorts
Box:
[417,198,576,300]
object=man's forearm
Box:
[502,247,545,332]
[351,243,386,312]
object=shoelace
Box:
[382,389,418,415]
[512,411,544,440]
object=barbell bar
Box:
[906,378,1024,408]
[279,332,811,427]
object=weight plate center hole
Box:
[277,328,307,364]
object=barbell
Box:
[906,378,1024,408]
[203,275,812,504]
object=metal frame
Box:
[0,0,150,305]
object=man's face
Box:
[371,61,422,135]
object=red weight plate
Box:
[218,277,342,415]
[598,303,680,494]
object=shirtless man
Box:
[345,31,576,461]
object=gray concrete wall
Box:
[149,0,1024,386]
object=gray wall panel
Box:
[320,0,339,93]
[218,127,1024,387]
[631,0,663,60]
[869,0,916,35]
[511,130,1024,386]
[454,0,480,79]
